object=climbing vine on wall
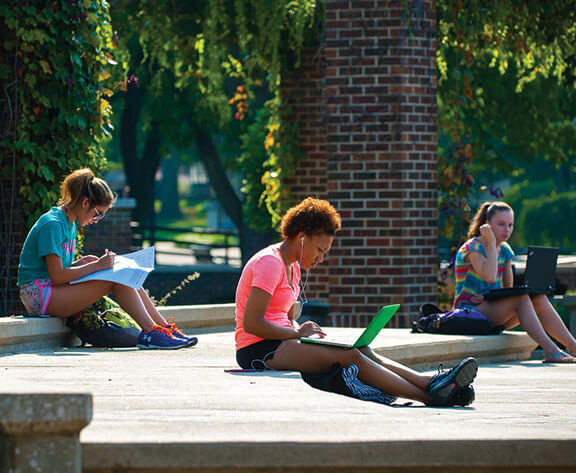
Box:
[0,0,122,225]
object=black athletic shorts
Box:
[236,339,283,370]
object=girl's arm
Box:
[243,288,322,339]
[72,255,99,266]
[466,224,499,283]
[45,252,114,285]
[287,304,300,330]
[502,261,514,288]
[243,287,301,340]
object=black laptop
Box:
[483,246,559,301]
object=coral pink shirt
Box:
[235,244,300,350]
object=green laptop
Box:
[299,304,400,349]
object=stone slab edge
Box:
[379,332,538,370]
[82,440,576,471]
[157,303,236,328]
[0,304,237,354]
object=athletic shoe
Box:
[137,325,189,350]
[164,317,198,347]
[449,386,475,407]
[426,357,478,406]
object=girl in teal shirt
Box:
[18,168,195,350]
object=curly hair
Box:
[279,197,341,239]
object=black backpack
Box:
[412,303,504,335]
[66,296,141,348]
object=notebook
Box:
[483,246,559,301]
[299,304,400,349]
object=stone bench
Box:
[0,393,92,473]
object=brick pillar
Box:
[82,198,136,256]
[285,0,438,327]
[284,47,330,301]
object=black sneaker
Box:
[449,385,475,407]
[426,357,478,406]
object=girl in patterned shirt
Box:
[454,201,576,363]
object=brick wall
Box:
[81,198,136,257]
[283,0,438,327]
[284,46,330,302]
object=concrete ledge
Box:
[0,304,236,354]
[0,393,92,434]
[83,440,576,473]
[0,306,537,371]
[0,316,75,355]
[0,393,92,473]
[157,303,235,329]
[373,331,538,370]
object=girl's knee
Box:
[339,348,365,365]
[516,294,533,307]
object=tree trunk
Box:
[193,129,274,263]
[159,154,182,219]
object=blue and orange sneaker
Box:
[164,317,198,347]
[137,325,189,350]
[425,357,478,406]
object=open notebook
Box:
[484,246,559,301]
[299,304,400,349]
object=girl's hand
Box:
[479,223,496,246]
[75,255,98,266]
[470,294,484,305]
[297,320,326,338]
[97,251,115,270]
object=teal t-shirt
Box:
[17,207,77,287]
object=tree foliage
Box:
[109,0,319,231]
[0,0,120,224]
[437,0,576,250]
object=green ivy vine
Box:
[0,0,122,225]
[193,0,320,229]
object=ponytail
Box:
[57,168,116,209]
[467,201,512,239]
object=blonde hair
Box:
[280,197,341,239]
[57,168,116,209]
[467,201,513,239]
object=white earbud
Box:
[300,236,304,246]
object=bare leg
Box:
[477,295,561,355]
[531,295,576,352]
[358,346,430,389]
[137,288,167,326]
[266,340,430,403]
[48,281,157,331]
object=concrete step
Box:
[82,440,576,473]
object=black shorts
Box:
[236,339,283,370]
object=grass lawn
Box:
[150,199,239,247]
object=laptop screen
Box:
[524,246,559,290]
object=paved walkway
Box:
[1,329,575,471]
